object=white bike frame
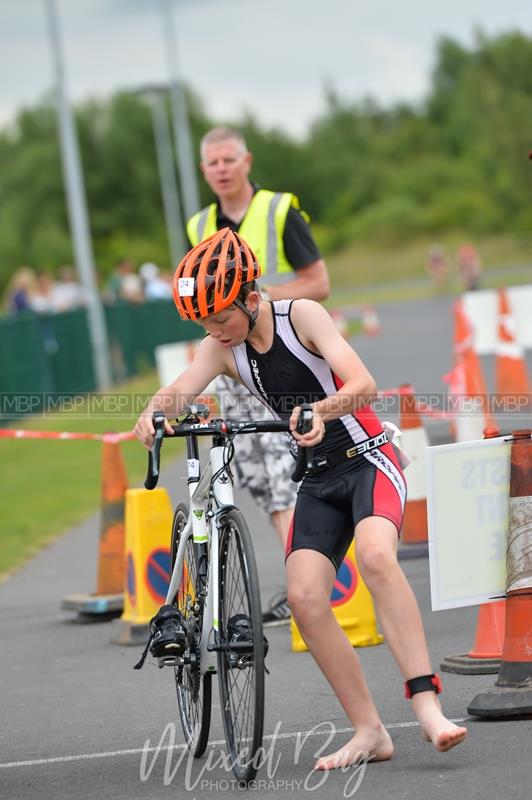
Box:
[163,442,234,675]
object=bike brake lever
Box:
[145,412,166,489]
[291,403,314,482]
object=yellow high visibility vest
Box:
[186,189,300,284]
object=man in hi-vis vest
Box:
[187,126,330,626]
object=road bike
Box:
[143,403,312,784]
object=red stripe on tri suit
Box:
[331,371,382,437]
[380,440,403,473]
[372,455,405,531]
[332,371,344,391]
[285,512,295,559]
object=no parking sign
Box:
[126,552,136,608]
[330,557,358,607]
[291,542,383,651]
[121,488,174,624]
[145,548,172,604]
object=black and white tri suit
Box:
[231,300,407,570]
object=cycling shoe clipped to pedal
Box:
[227,614,269,659]
[150,605,186,658]
[133,605,186,670]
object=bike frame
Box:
[164,436,235,676]
[145,406,311,677]
[142,407,312,782]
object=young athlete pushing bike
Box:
[134,228,467,770]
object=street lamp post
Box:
[146,92,185,268]
[158,0,200,220]
[44,0,112,389]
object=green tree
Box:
[1,29,532,295]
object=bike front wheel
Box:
[217,508,265,784]
[171,503,212,758]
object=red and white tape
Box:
[0,429,135,443]
[0,384,456,444]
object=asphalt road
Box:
[1,295,531,800]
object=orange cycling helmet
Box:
[173,228,261,322]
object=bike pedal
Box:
[157,655,183,668]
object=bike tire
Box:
[217,508,265,784]
[171,503,212,758]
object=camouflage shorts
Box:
[215,375,298,516]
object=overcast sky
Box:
[0,0,530,138]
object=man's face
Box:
[200,138,252,201]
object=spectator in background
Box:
[106,258,144,304]
[32,270,59,354]
[426,244,449,292]
[457,243,482,292]
[3,266,38,313]
[32,270,56,314]
[139,262,173,301]
[50,266,86,312]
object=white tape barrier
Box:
[462,284,532,354]
[401,426,428,501]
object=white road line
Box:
[0,718,469,770]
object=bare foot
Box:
[412,694,467,752]
[314,724,394,771]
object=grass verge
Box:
[323,233,532,306]
[0,372,181,580]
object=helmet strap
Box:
[233,297,258,331]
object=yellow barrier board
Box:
[122,487,174,624]
[291,542,383,652]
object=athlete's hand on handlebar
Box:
[134,409,175,449]
[289,404,324,447]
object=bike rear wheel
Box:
[217,508,265,784]
[171,503,212,758]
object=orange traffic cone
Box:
[329,307,349,338]
[468,429,532,716]
[96,439,129,595]
[397,385,429,558]
[450,299,495,441]
[495,288,530,403]
[361,305,381,336]
[442,600,506,675]
[441,426,506,673]
[62,437,128,618]
[467,602,506,659]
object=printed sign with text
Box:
[426,437,510,610]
